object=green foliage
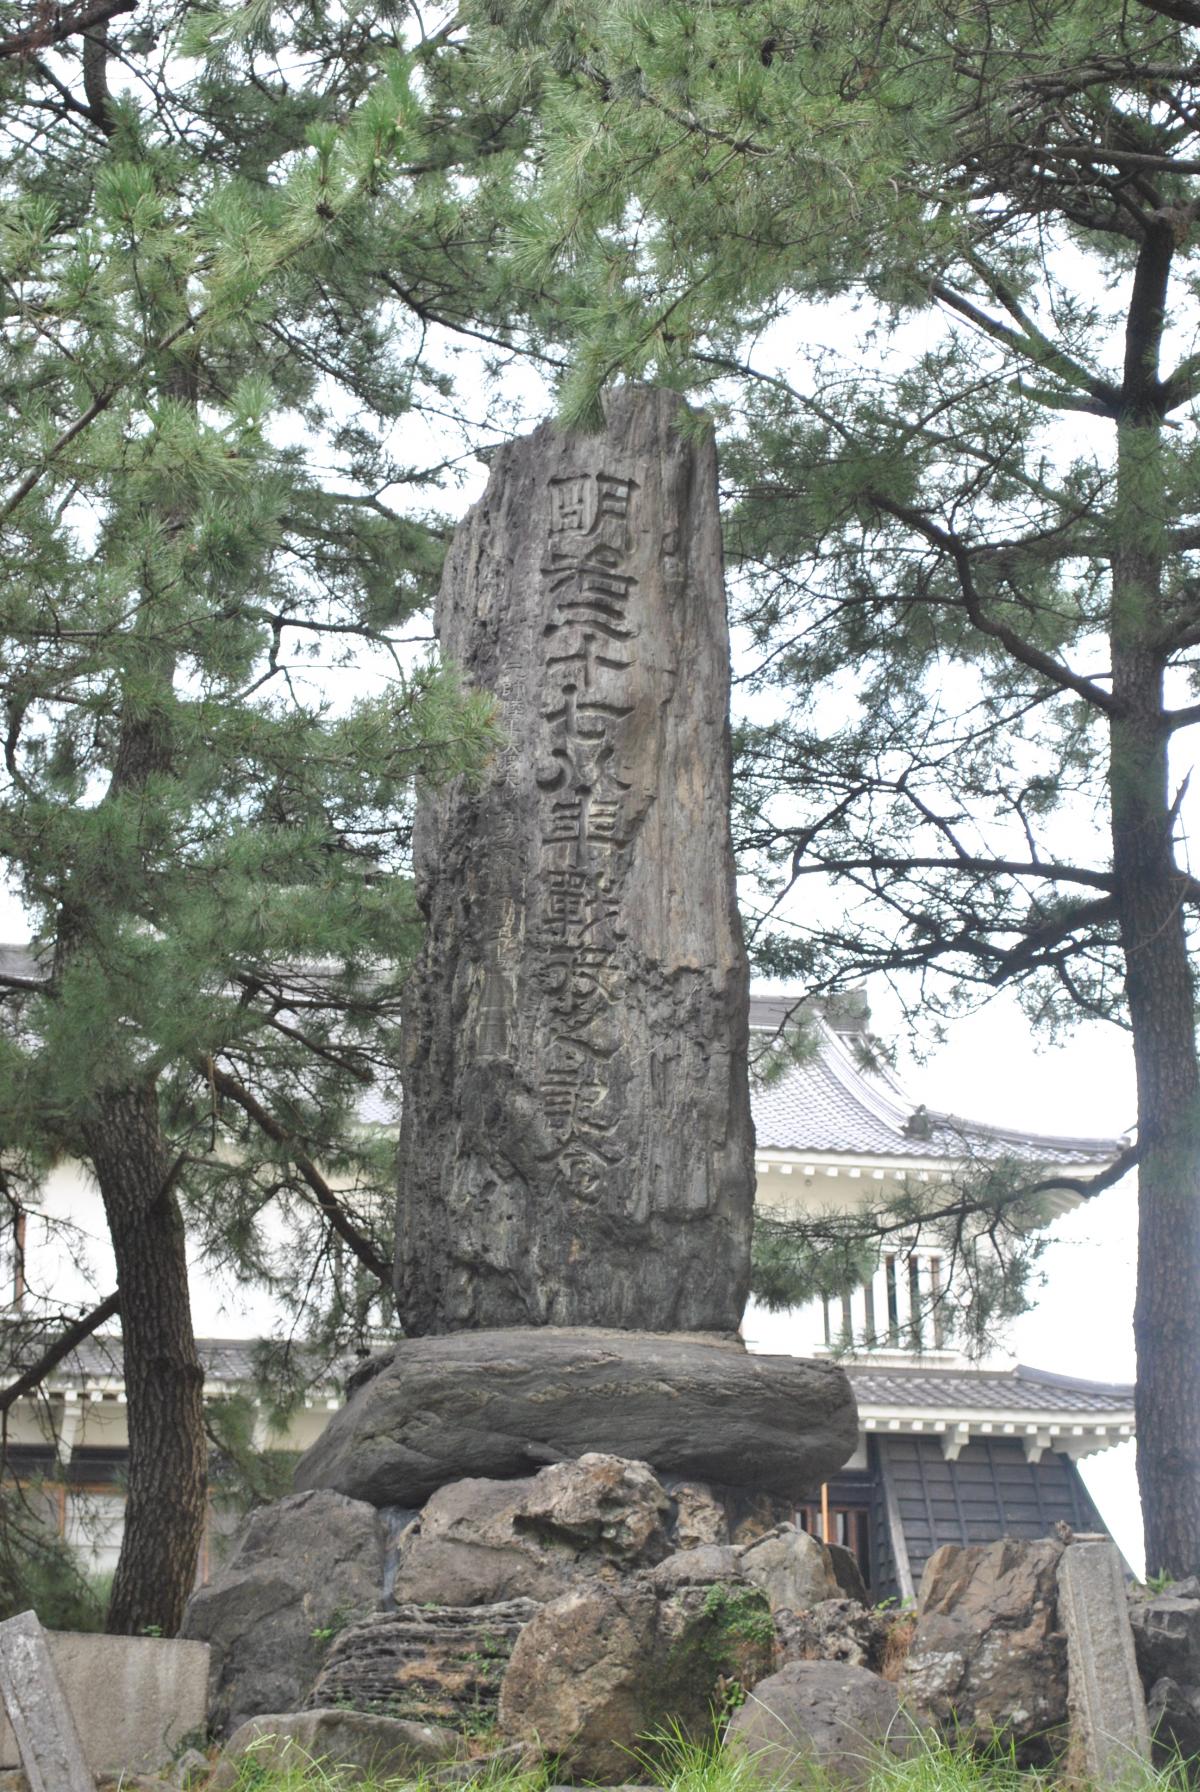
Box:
[0,1484,110,1631]
[0,0,529,1381]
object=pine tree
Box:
[464,0,1200,1577]
[0,0,515,1631]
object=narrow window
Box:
[840,1290,853,1346]
[863,1277,876,1346]
[885,1255,899,1342]
[929,1255,945,1348]
[908,1256,923,1349]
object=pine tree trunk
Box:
[1112,228,1200,1578]
[83,1083,206,1635]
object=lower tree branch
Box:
[204,1059,393,1285]
[0,1290,120,1416]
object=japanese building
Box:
[2,991,1136,1595]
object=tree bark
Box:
[1111,227,1200,1577]
[82,1088,206,1634]
[59,345,207,1634]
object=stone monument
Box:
[395,384,755,1335]
[187,392,858,1765]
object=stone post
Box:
[1058,1536,1151,1784]
[395,387,754,1335]
[0,1610,94,1792]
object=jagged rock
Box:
[294,1328,857,1507]
[209,1709,466,1790]
[725,1659,919,1786]
[648,1546,745,1591]
[775,1599,893,1673]
[1131,1579,1200,1692]
[498,1573,776,1783]
[517,1454,673,1561]
[900,1536,1067,1762]
[1145,1676,1200,1762]
[667,1482,729,1548]
[306,1600,538,1733]
[395,385,754,1337]
[827,1542,870,1605]
[391,1456,675,1607]
[739,1526,838,1613]
[180,1488,385,1739]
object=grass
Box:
[210,1728,1200,1792]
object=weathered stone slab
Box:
[1057,1537,1151,1783]
[0,1611,92,1792]
[395,385,754,1336]
[293,1328,857,1506]
[0,1629,208,1776]
[307,1600,539,1731]
[209,1708,466,1791]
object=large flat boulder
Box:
[294,1328,857,1507]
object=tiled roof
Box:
[750,1014,1121,1165]
[0,945,1120,1163]
[24,1335,1133,1420]
[4,1331,346,1390]
[848,1362,1135,1415]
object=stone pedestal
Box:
[294,1328,857,1508]
[395,386,753,1335]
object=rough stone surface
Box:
[180,1487,386,1738]
[210,1709,466,1790]
[775,1599,894,1674]
[648,1547,745,1592]
[390,1456,674,1607]
[1057,1539,1150,1783]
[1130,1577,1200,1690]
[725,1659,918,1787]
[1145,1677,1200,1762]
[395,385,755,1336]
[517,1453,673,1561]
[900,1536,1067,1762]
[306,1600,539,1732]
[0,1612,92,1792]
[498,1572,776,1783]
[667,1482,729,1549]
[295,1329,857,1506]
[827,1542,870,1605]
[739,1526,839,1613]
[0,1628,209,1776]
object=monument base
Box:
[293,1327,857,1508]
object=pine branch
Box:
[868,493,1122,714]
[0,0,134,62]
[205,1060,393,1285]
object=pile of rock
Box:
[184,1444,922,1786]
[1131,1574,1200,1761]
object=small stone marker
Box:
[1058,1536,1151,1783]
[0,1610,94,1792]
